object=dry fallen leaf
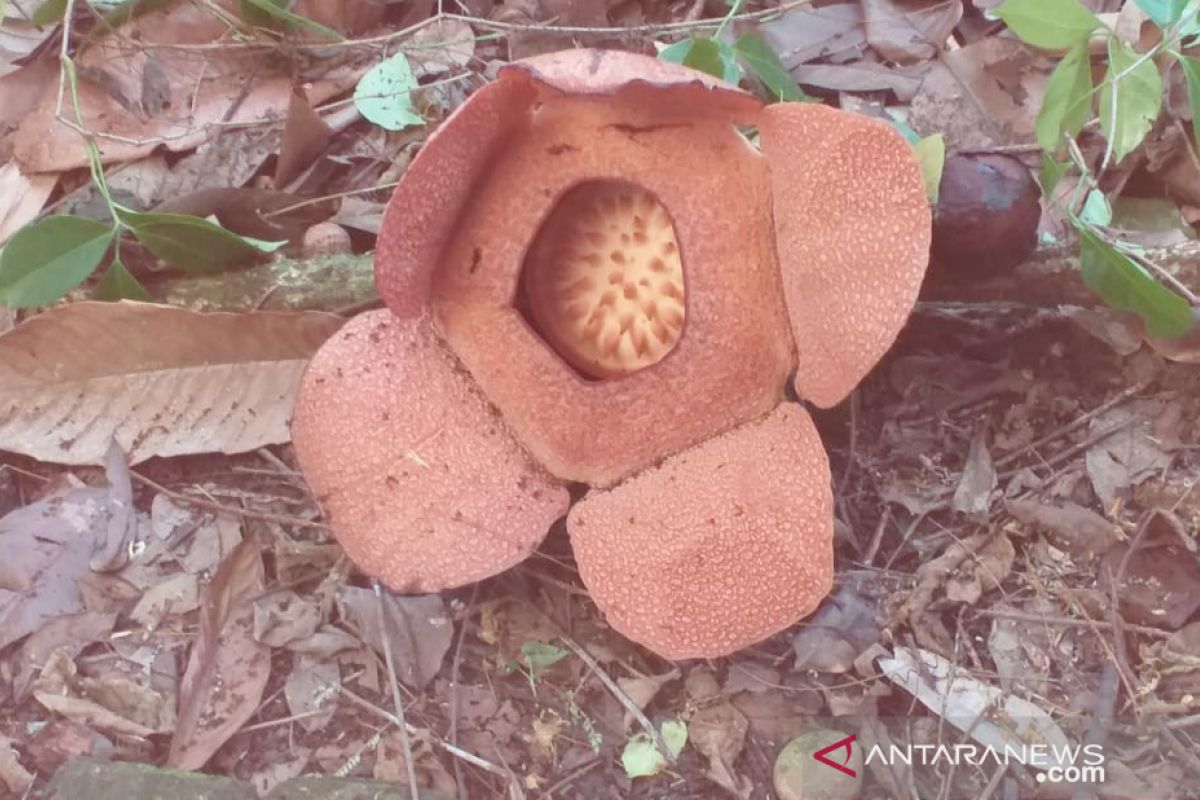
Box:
[284,654,340,733]
[12,611,117,702]
[909,37,1051,149]
[690,700,753,799]
[0,301,343,465]
[33,648,176,736]
[0,735,33,795]
[0,443,133,650]
[12,1,359,172]
[168,538,271,769]
[951,427,997,518]
[862,0,962,65]
[1005,497,1121,557]
[338,587,453,691]
[757,2,867,68]
[879,646,1075,767]
[0,160,56,245]
[616,667,680,730]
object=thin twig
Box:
[337,684,507,776]
[375,580,422,800]
[448,584,479,800]
[129,470,330,530]
[554,632,673,762]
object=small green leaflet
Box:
[1100,39,1163,165]
[118,209,273,274]
[0,216,114,307]
[1079,189,1112,226]
[1077,227,1193,338]
[1174,54,1200,156]
[1134,0,1189,28]
[620,720,688,779]
[733,33,809,101]
[30,0,66,25]
[238,0,343,40]
[659,38,741,84]
[520,642,568,676]
[354,52,425,132]
[993,0,1101,50]
[1035,40,1093,153]
[94,258,153,302]
[912,133,946,204]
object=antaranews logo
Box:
[813,733,858,778]
[786,727,1107,798]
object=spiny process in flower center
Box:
[523,183,685,379]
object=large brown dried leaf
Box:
[168,538,270,769]
[12,2,360,172]
[0,301,343,465]
[909,37,1052,149]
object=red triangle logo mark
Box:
[812,733,857,778]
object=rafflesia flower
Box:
[292,48,931,660]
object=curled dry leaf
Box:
[1005,497,1121,557]
[0,301,343,465]
[0,735,33,795]
[168,539,270,770]
[13,611,117,702]
[908,531,1014,614]
[879,647,1075,769]
[690,700,753,799]
[951,427,997,519]
[33,649,176,737]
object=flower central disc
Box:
[523,183,685,379]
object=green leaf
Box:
[31,0,66,25]
[1035,40,1093,153]
[1039,154,1071,195]
[0,216,114,307]
[1135,0,1188,28]
[660,719,687,756]
[119,210,265,273]
[993,0,1102,49]
[520,642,568,675]
[354,52,424,132]
[1174,54,1200,156]
[1077,226,1193,337]
[733,32,808,101]
[912,134,946,204]
[620,720,688,779]
[238,0,342,40]
[94,257,153,301]
[1080,189,1113,226]
[1099,39,1163,165]
[659,37,740,84]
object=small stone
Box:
[774,730,864,800]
